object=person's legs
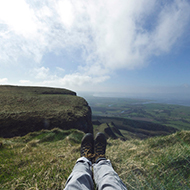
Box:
[93,133,127,190]
[64,157,94,190]
[93,159,127,190]
[64,133,94,190]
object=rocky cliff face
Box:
[0,85,93,137]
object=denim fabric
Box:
[64,157,127,190]
[64,157,94,190]
[93,159,127,190]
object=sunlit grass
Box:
[107,130,190,190]
[1,129,190,190]
[0,129,83,190]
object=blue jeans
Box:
[64,157,127,190]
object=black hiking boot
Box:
[81,133,94,161]
[94,133,107,163]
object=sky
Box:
[0,0,190,98]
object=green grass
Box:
[107,130,190,190]
[0,129,83,190]
[1,129,190,189]
[1,89,190,189]
[165,121,190,130]
[0,85,91,137]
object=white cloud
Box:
[56,67,65,72]
[0,0,190,86]
[150,0,190,54]
[60,74,92,86]
[32,67,50,79]
[19,80,31,84]
[40,73,110,89]
[0,78,8,83]
[56,0,75,27]
[87,0,190,70]
[0,0,38,37]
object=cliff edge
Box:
[0,85,93,137]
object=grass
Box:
[0,85,92,137]
[0,88,189,189]
[0,128,83,190]
[107,130,190,190]
[1,129,190,190]
[0,85,85,114]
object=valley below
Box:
[85,96,190,135]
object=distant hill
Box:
[93,116,178,140]
[0,85,93,137]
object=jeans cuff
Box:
[76,157,92,165]
[95,157,107,164]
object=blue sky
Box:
[0,0,190,97]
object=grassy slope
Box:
[0,85,82,114]
[0,85,91,137]
[0,85,76,95]
[1,89,189,189]
[92,116,178,140]
[1,129,190,190]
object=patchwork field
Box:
[85,96,190,131]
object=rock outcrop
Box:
[0,85,93,137]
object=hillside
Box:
[0,85,93,137]
[0,86,189,189]
[92,116,178,140]
[0,129,189,189]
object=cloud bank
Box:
[0,0,190,88]
[0,78,8,83]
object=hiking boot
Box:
[94,133,107,163]
[81,133,94,161]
